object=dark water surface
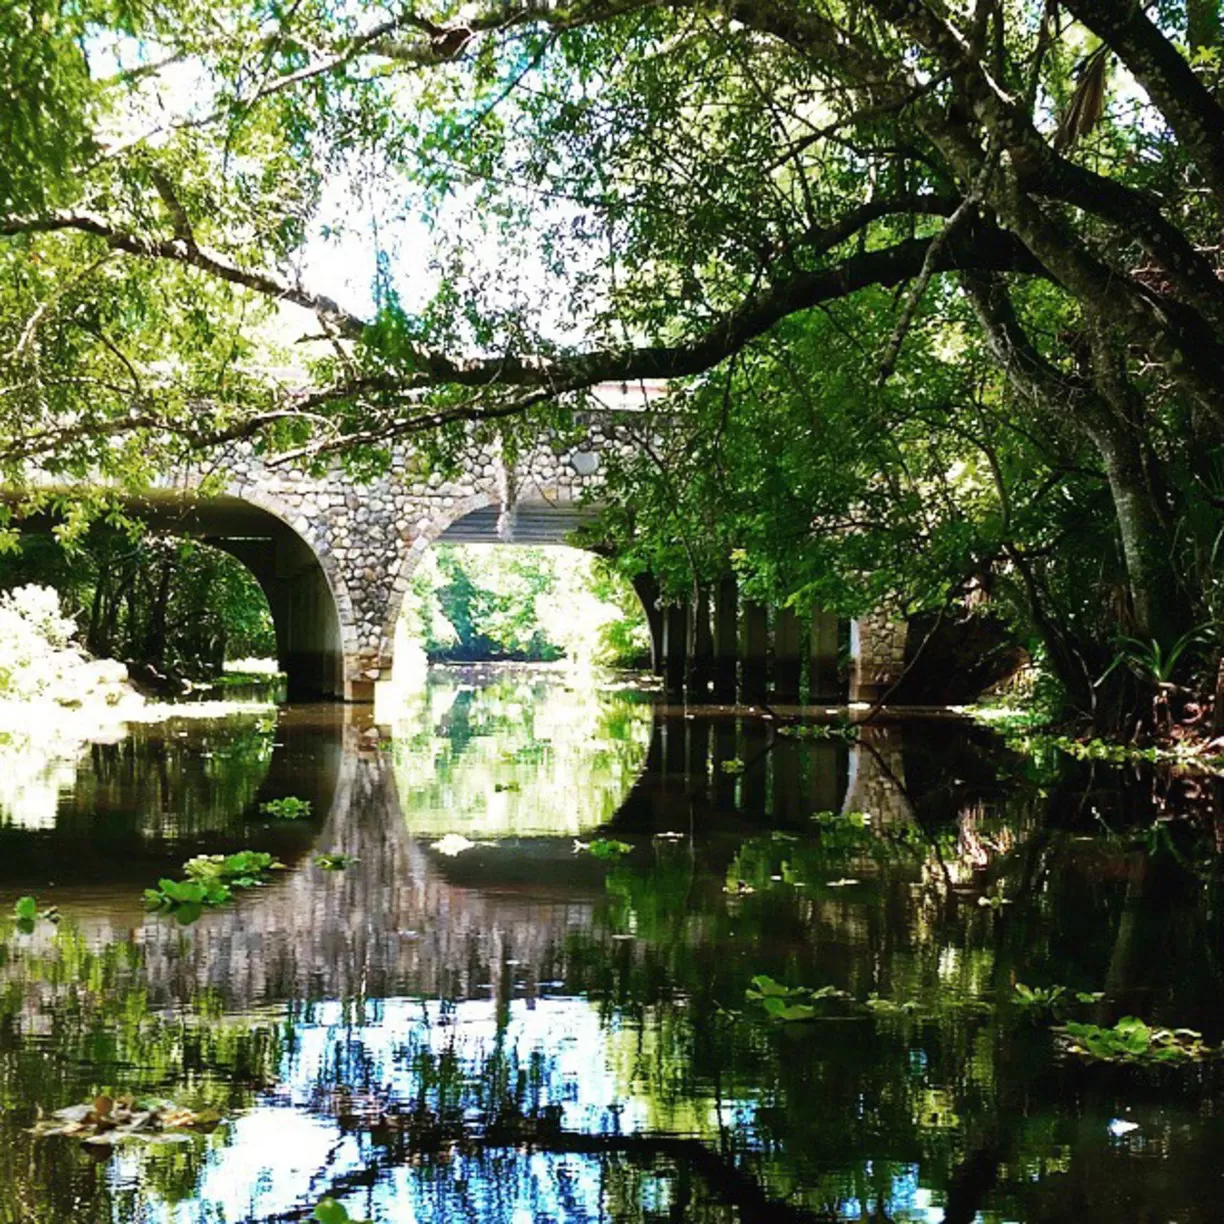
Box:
[1,670,1222,1222]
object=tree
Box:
[2,1,1223,720]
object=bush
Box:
[0,583,137,707]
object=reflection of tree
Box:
[0,918,285,1222]
[0,714,276,842]
[387,674,652,838]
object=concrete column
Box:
[809,609,840,703]
[740,600,769,703]
[770,606,804,703]
[712,574,738,702]
[690,588,715,698]
[663,602,688,695]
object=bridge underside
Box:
[437,503,601,545]
[136,494,347,700]
[17,493,347,700]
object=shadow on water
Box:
[0,671,1223,1220]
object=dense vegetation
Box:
[0,530,275,679]
[401,543,652,667]
[3,1,1224,730]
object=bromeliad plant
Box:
[145,851,284,923]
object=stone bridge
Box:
[21,388,908,703]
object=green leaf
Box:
[312,1199,369,1224]
[749,975,792,997]
[13,896,38,922]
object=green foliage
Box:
[777,723,858,742]
[1012,983,1081,1017]
[312,1199,370,1224]
[401,544,650,668]
[314,854,357,871]
[258,796,313,821]
[577,838,633,860]
[10,894,57,934]
[1056,1018,1212,1064]
[745,975,852,1022]
[1104,624,1215,687]
[1,0,1222,737]
[0,529,276,678]
[144,851,283,923]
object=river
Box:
[0,666,1219,1222]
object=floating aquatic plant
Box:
[1055,1017,1212,1063]
[258,796,313,820]
[745,974,852,1022]
[11,895,58,933]
[315,853,358,871]
[312,1199,371,1224]
[573,838,633,859]
[31,1094,222,1152]
[144,850,283,923]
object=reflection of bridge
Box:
[16,401,907,702]
[128,711,913,1008]
[3,704,914,1009]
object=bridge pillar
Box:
[810,609,840,702]
[850,613,909,704]
[740,600,769,703]
[662,602,688,696]
[712,574,738,702]
[691,588,714,698]
[770,606,805,703]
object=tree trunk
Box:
[143,557,173,664]
[1089,420,1185,646]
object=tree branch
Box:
[1060,0,1224,211]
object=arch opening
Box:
[375,495,657,697]
[0,492,351,701]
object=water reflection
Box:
[0,673,1222,1220]
[387,666,654,839]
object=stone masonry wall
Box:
[202,415,631,692]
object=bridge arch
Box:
[12,486,357,700]
[202,486,356,699]
[376,487,658,677]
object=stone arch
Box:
[376,486,502,666]
[212,489,355,700]
[375,487,659,681]
[127,483,357,701]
